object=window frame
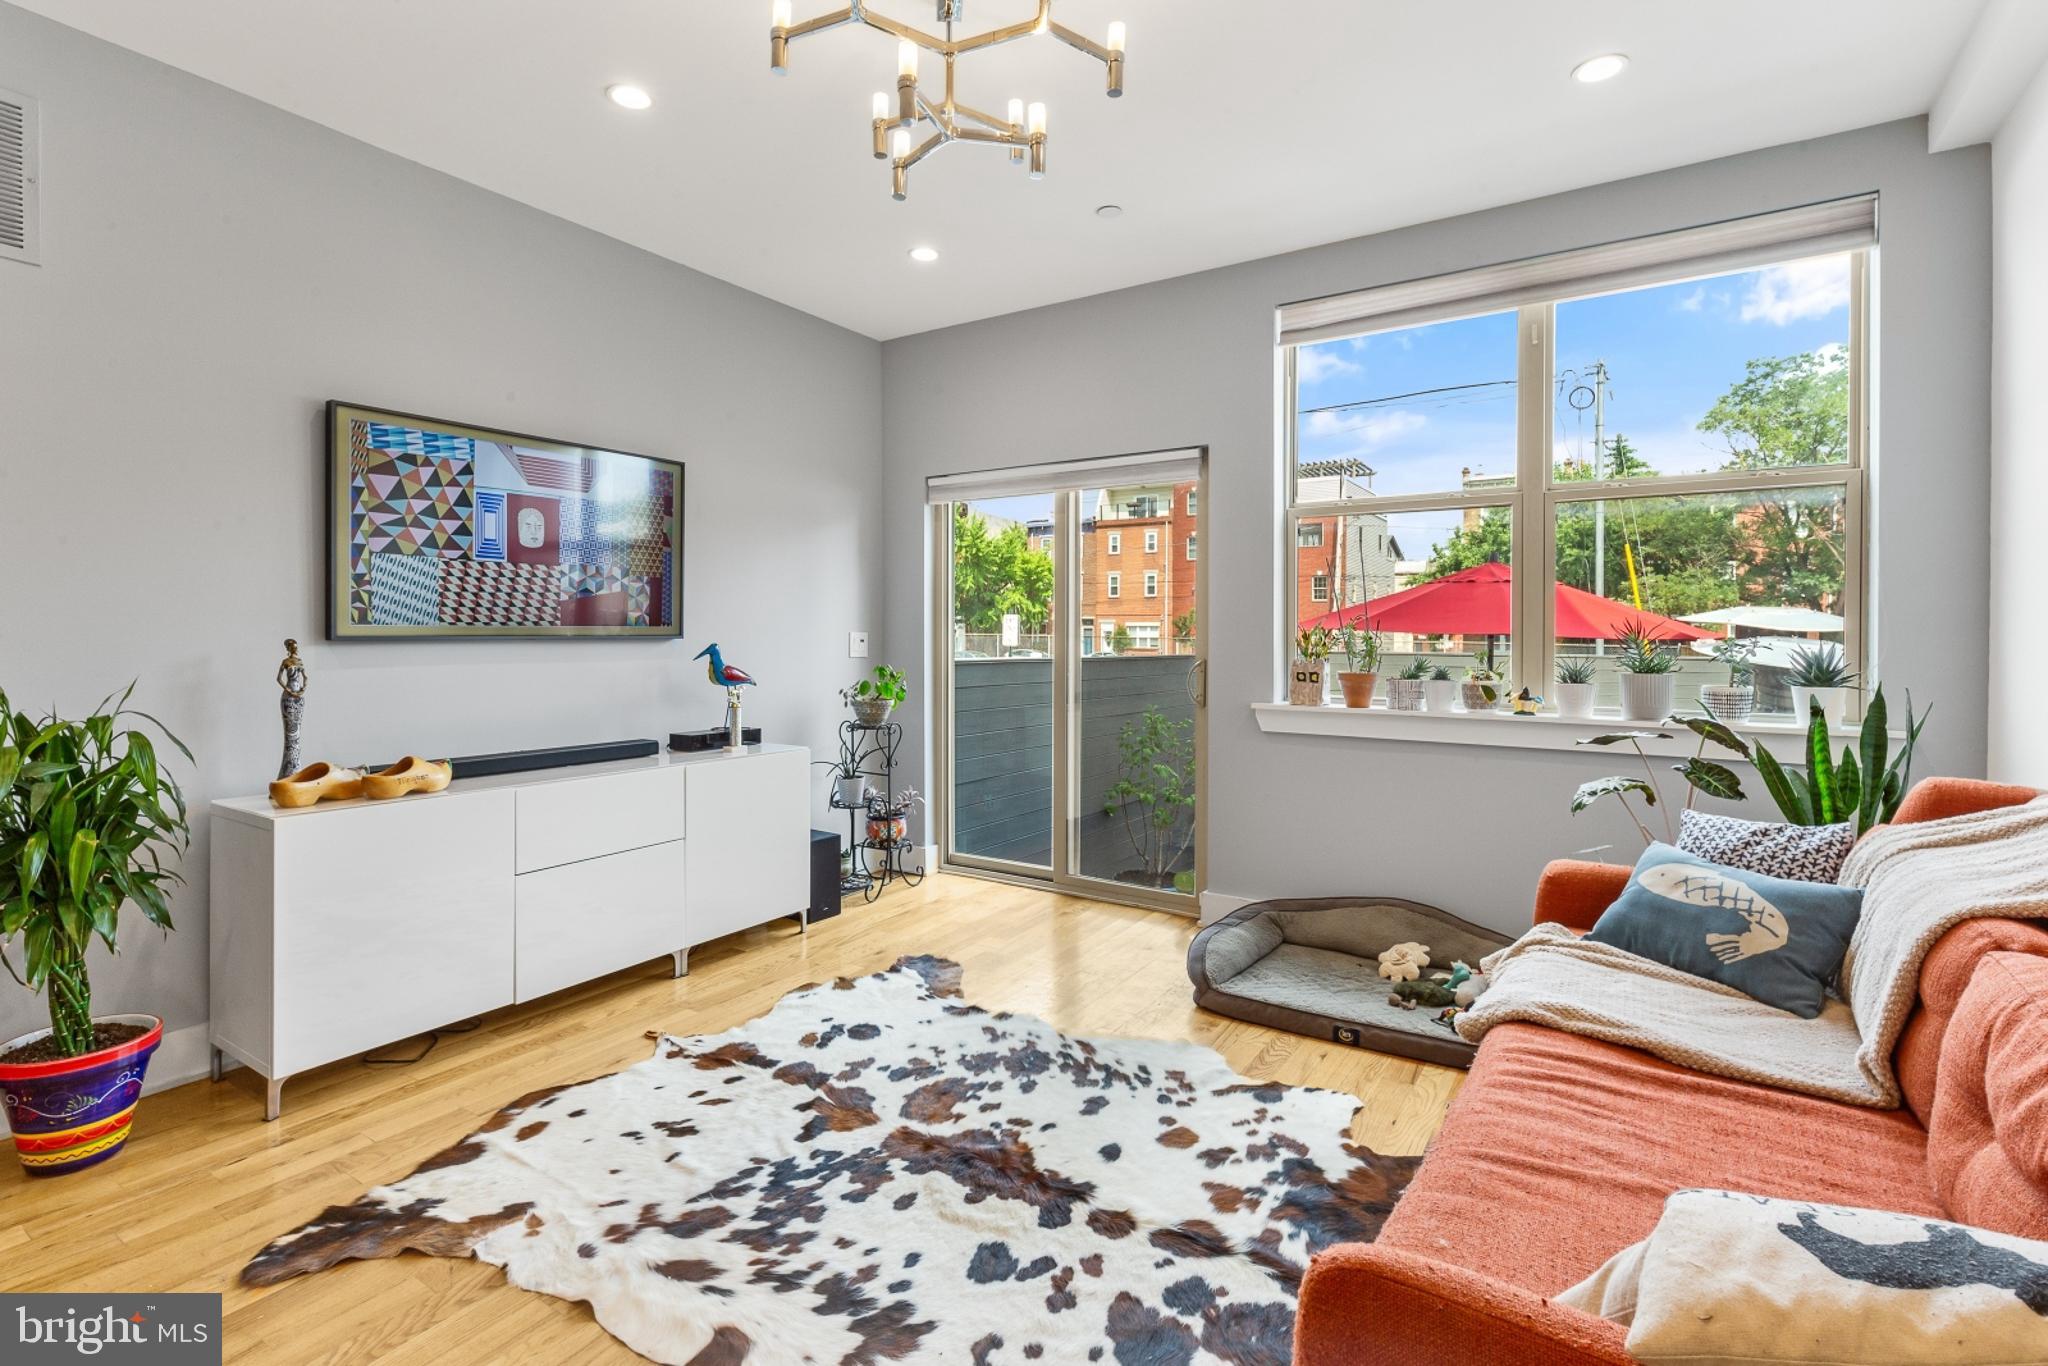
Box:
[1144,570,1159,598]
[1107,571,1121,598]
[1145,529,1160,554]
[1282,250,1869,715]
[1186,534,1198,561]
[1107,531,1121,555]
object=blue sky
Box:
[1297,254,1853,559]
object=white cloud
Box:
[1740,259,1850,325]
[1677,285,1706,312]
[1296,347,1361,383]
[1303,407,1426,446]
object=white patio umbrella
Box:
[1679,605,1845,632]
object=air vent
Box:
[0,88,40,266]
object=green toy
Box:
[1389,961,1471,1009]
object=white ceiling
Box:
[13,0,1989,339]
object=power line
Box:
[1299,378,1516,417]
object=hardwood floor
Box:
[1,873,1463,1364]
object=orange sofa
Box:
[1294,777,2048,1365]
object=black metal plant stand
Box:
[832,719,923,903]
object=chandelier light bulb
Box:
[1107,21,1126,54]
[898,40,920,81]
[771,0,791,30]
[874,91,890,120]
[892,127,912,161]
[1007,97,1025,128]
[1027,102,1048,137]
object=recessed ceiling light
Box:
[1570,53,1629,84]
[1095,204,1124,220]
[908,245,940,263]
[606,84,654,111]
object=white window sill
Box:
[1251,701,1883,763]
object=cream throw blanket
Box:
[1454,797,2048,1107]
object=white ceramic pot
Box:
[835,773,866,808]
[1422,679,1460,712]
[1700,683,1755,724]
[1788,684,1850,727]
[1387,679,1426,712]
[1289,658,1326,706]
[1553,682,1596,718]
[1619,672,1677,722]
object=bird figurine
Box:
[694,644,755,752]
[695,643,756,689]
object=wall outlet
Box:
[849,631,869,659]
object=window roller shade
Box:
[926,448,1203,504]
[1278,195,1876,349]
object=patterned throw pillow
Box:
[1585,844,1862,1018]
[1678,809,1856,883]
[1557,1189,2048,1364]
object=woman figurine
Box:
[276,639,308,781]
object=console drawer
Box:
[514,840,686,1002]
[514,765,687,873]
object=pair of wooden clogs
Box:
[267,757,452,809]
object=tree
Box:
[1101,705,1196,886]
[1108,624,1134,655]
[952,508,1054,631]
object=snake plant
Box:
[1751,685,1927,836]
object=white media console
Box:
[207,744,809,1119]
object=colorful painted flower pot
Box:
[0,1013,162,1176]
[867,815,908,846]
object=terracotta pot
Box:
[1386,679,1426,712]
[1336,672,1378,708]
[1553,682,1596,718]
[1288,658,1326,706]
[1619,672,1677,722]
[0,1014,162,1176]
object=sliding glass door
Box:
[935,453,1205,912]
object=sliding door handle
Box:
[1186,658,1207,709]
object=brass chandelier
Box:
[768,0,1127,200]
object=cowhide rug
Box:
[244,956,1418,1365]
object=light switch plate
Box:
[849,631,869,658]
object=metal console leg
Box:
[209,1046,223,1083]
[264,1077,284,1123]
[672,948,689,978]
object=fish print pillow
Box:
[1557,1189,2048,1365]
[1585,843,1862,1017]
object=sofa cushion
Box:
[1895,918,2048,1126]
[1927,952,2048,1238]
[1378,1023,1940,1294]
[1677,809,1856,883]
[1585,844,1862,1017]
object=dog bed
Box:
[1187,897,1513,1068]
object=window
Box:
[1107,532,1121,555]
[1186,535,1198,561]
[1144,571,1159,597]
[1281,201,1870,718]
[1127,622,1162,652]
[1186,490,1198,515]
[1145,530,1159,554]
[1107,572,1121,598]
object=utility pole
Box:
[1591,360,1609,603]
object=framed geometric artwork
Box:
[326,401,683,640]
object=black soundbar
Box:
[357,740,661,782]
[669,726,763,753]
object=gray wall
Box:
[883,119,1992,935]
[0,6,883,1045]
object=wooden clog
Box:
[267,762,365,809]
[362,756,453,801]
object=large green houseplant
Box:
[0,684,190,1057]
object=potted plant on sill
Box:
[1785,643,1858,728]
[1615,627,1680,722]
[0,684,190,1176]
[1387,659,1429,712]
[1423,662,1460,713]
[1335,625,1383,709]
[1700,638,1759,723]
[1461,666,1503,713]
[843,664,908,727]
[1554,655,1597,718]
[864,787,923,848]
[1290,627,1332,705]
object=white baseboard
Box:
[1198,889,1256,925]
[145,1022,217,1096]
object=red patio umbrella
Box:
[1301,562,1715,640]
